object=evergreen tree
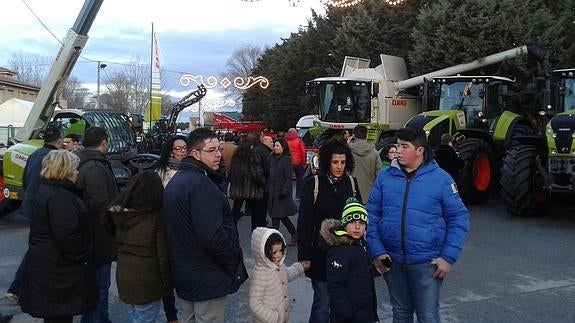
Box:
[409,0,573,81]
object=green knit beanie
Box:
[341,197,368,226]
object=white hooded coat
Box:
[249,227,304,323]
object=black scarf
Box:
[167,156,180,170]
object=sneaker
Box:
[4,292,18,303]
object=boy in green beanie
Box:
[319,197,378,323]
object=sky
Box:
[0,0,326,114]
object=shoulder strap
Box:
[348,174,356,197]
[313,175,319,204]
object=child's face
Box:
[268,243,284,266]
[345,220,367,239]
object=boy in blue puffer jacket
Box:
[366,127,470,323]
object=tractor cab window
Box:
[563,78,575,111]
[439,81,485,127]
[52,113,87,142]
[484,82,504,117]
[317,81,371,123]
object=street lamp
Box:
[96,61,107,109]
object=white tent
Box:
[0,98,33,127]
[0,98,33,145]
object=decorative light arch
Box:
[179,74,269,90]
[183,99,237,112]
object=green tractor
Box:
[1,109,151,211]
[500,69,575,216]
[405,75,536,204]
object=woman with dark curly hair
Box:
[296,139,362,323]
[154,135,186,323]
[155,135,188,187]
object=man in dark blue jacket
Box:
[366,127,470,323]
[4,125,62,302]
[163,128,248,323]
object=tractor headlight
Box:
[551,149,557,155]
[425,130,431,137]
[552,132,557,138]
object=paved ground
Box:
[1,195,575,322]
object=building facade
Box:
[0,67,40,105]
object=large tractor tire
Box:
[313,129,339,148]
[457,138,494,204]
[499,145,547,217]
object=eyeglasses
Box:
[198,147,220,154]
[172,146,187,152]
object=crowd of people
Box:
[3,124,470,323]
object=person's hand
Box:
[373,254,391,274]
[347,134,354,143]
[300,261,311,271]
[431,257,451,279]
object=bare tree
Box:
[101,57,150,114]
[7,52,52,87]
[221,44,264,103]
[60,76,90,109]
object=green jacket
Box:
[110,208,171,304]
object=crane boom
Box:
[15,0,103,141]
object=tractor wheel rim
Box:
[473,154,491,191]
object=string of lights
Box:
[240,0,406,8]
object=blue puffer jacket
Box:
[366,156,470,265]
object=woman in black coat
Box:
[20,150,97,323]
[268,138,298,245]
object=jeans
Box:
[81,263,112,323]
[294,164,306,198]
[309,279,330,323]
[127,299,161,323]
[384,262,442,323]
[7,251,28,296]
[181,295,227,323]
[162,290,178,321]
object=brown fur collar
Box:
[320,219,357,247]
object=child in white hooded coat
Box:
[249,227,308,323]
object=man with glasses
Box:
[163,128,248,323]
